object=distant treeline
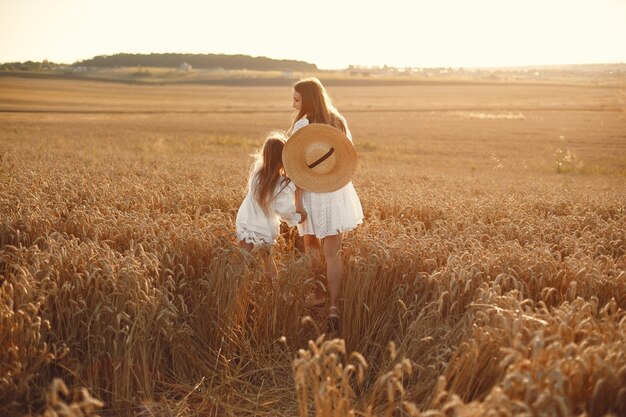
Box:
[0,60,64,71]
[0,53,318,72]
[75,53,317,71]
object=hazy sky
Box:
[1,0,625,69]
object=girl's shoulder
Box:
[276,177,296,194]
[246,160,261,184]
[249,160,262,177]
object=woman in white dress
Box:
[288,77,364,325]
[236,131,306,278]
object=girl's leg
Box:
[322,233,343,309]
[261,246,278,285]
[240,241,276,286]
[238,240,254,252]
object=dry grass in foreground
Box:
[2,133,624,417]
[1,78,625,416]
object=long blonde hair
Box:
[252,131,289,216]
[290,77,347,134]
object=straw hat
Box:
[282,123,358,193]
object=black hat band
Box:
[307,147,335,169]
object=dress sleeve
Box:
[345,121,353,142]
[292,117,309,134]
[273,180,301,226]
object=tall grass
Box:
[1,134,625,416]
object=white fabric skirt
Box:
[236,225,274,245]
[297,182,364,238]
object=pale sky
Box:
[1,0,625,69]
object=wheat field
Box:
[1,75,625,416]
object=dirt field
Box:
[1,76,625,416]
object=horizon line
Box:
[1,51,625,71]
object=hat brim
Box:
[283,124,358,193]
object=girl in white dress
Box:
[236,131,305,276]
[289,77,364,326]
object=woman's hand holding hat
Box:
[282,124,358,193]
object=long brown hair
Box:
[252,131,289,216]
[290,77,347,134]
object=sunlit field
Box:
[1,75,625,416]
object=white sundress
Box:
[291,117,364,239]
[236,166,302,245]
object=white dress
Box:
[236,165,302,245]
[291,118,364,238]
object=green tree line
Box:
[75,53,317,71]
[0,60,63,71]
[1,53,318,72]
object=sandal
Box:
[305,295,327,308]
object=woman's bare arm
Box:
[295,186,307,223]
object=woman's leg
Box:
[322,233,343,309]
[304,235,322,275]
[303,234,321,264]
[304,234,325,303]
